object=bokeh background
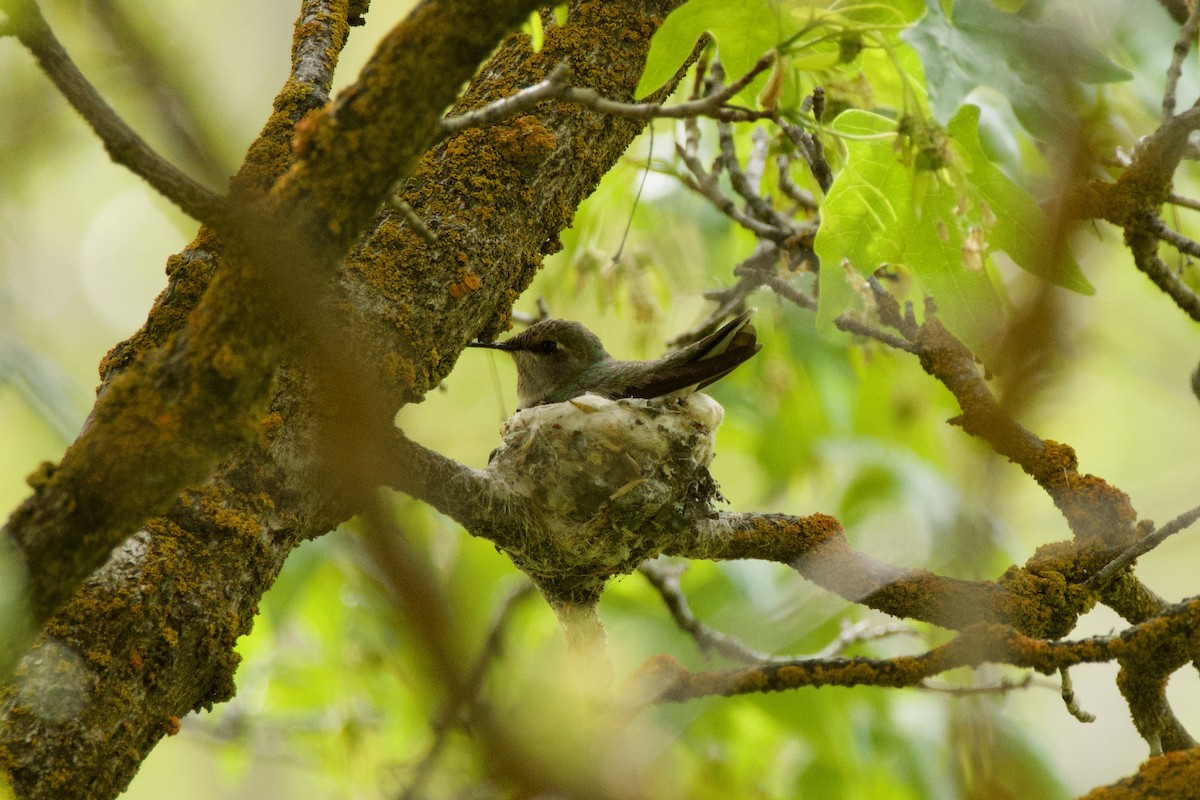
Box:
[2,1,1199,797]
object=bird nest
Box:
[483,393,725,603]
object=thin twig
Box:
[557,52,776,122]
[440,62,571,138]
[388,195,438,243]
[1060,667,1097,722]
[812,619,918,659]
[776,153,818,211]
[833,313,922,352]
[1148,214,1200,258]
[400,581,537,800]
[919,673,1035,696]
[675,142,792,240]
[639,561,780,664]
[1168,193,1200,212]
[866,275,920,339]
[640,561,915,665]
[746,127,770,196]
[1162,0,1200,121]
[1085,503,1200,591]
[1127,217,1200,322]
[668,245,779,347]
[719,118,796,232]
[704,58,793,233]
[3,0,227,225]
[780,120,833,194]
[84,0,230,186]
[439,52,777,141]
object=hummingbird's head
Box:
[469,319,610,408]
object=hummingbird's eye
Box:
[533,339,559,355]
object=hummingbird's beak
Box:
[468,340,518,351]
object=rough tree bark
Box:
[0,1,689,796]
[4,1,1200,798]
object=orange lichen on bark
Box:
[449,271,482,298]
[492,115,557,167]
[1080,749,1200,800]
[1048,473,1140,546]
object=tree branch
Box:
[637,596,1200,705]
[669,511,1084,637]
[0,2,695,793]
[1127,213,1200,322]
[1162,0,1200,121]
[639,560,784,664]
[904,310,1141,549]
[1086,503,1200,592]
[1,0,541,673]
[0,0,228,224]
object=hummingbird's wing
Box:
[616,310,761,399]
[616,342,761,399]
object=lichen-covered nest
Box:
[483,393,725,602]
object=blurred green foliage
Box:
[3,0,1200,798]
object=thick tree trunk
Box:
[0,1,686,797]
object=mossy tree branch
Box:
[0,2,693,797]
[1,0,541,670]
[635,595,1200,704]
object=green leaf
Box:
[813,110,1000,345]
[525,10,543,52]
[636,0,786,100]
[814,104,1093,349]
[946,105,1094,294]
[903,0,1131,135]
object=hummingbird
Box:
[469,309,762,410]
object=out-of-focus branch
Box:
[1,2,699,794]
[85,0,233,186]
[99,0,352,379]
[0,0,227,224]
[359,497,628,800]
[910,304,1141,550]
[400,581,536,800]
